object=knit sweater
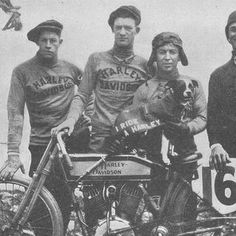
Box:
[207,57,236,155]
[7,54,83,153]
[67,49,149,136]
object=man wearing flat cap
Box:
[207,11,236,171]
[0,19,92,233]
[133,32,207,167]
[52,5,148,226]
[52,6,148,153]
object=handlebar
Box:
[56,130,73,170]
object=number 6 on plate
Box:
[202,162,236,214]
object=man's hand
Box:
[0,154,25,180]
[51,118,76,136]
[164,120,190,137]
[209,144,231,172]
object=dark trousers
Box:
[29,145,72,233]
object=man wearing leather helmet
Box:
[132,31,207,235]
[133,32,207,175]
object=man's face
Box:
[228,22,236,49]
[156,43,180,72]
[113,17,139,47]
[37,31,62,59]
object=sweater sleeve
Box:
[132,84,149,106]
[187,81,207,135]
[7,68,25,154]
[207,74,222,146]
[84,92,94,118]
[71,64,94,118]
[67,54,96,122]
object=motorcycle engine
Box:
[83,184,107,226]
[83,183,154,235]
[118,183,143,220]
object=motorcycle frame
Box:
[8,131,236,236]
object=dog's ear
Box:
[192,79,199,88]
[165,80,177,89]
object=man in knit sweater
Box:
[207,11,236,171]
[0,20,91,231]
[133,32,207,174]
[52,5,149,153]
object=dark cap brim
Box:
[27,25,62,43]
[108,6,141,28]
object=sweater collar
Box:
[111,44,135,64]
[36,51,58,67]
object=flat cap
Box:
[27,19,63,43]
[108,5,141,28]
[148,32,188,67]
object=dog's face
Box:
[166,78,198,103]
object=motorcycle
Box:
[0,106,235,236]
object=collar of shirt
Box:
[112,54,135,64]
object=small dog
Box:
[114,78,199,136]
[112,78,200,157]
[158,78,199,158]
[165,78,198,106]
[143,78,199,124]
[141,77,200,157]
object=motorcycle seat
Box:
[169,152,202,164]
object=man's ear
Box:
[135,26,140,34]
[192,79,199,88]
[59,38,63,45]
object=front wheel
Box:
[0,175,64,236]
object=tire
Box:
[167,179,198,235]
[0,175,64,236]
[162,173,225,236]
[159,171,198,235]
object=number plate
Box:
[199,160,236,214]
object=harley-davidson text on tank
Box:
[69,154,152,180]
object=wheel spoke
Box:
[0,179,62,236]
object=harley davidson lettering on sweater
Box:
[7,54,82,153]
[68,49,148,136]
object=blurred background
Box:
[0,0,235,173]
